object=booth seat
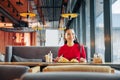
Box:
[20,72,120,80]
[42,65,114,73]
[0,65,30,80]
[5,46,59,62]
[5,46,88,62]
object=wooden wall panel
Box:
[0,30,36,54]
[4,32,9,46]
[0,31,5,54]
[9,32,14,45]
[31,32,36,46]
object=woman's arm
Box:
[81,45,86,59]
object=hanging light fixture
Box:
[20,0,36,18]
[61,13,78,19]
[61,0,78,20]
[20,12,36,18]
[58,27,66,30]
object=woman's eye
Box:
[67,33,70,35]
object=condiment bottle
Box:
[48,51,53,62]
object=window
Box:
[95,0,105,61]
[112,0,120,62]
[85,0,90,62]
[45,29,63,46]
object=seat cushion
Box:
[0,65,30,80]
[21,72,120,80]
[13,55,42,62]
[43,65,113,73]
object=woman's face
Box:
[64,29,75,42]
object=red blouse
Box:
[58,44,86,61]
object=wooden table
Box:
[0,62,120,66]
[0,62,41,66]
[0,62,120,70]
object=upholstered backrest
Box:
[5,46,59,62]
[5,46,87,62]
[43,65,113,73]
[0,65,30,80]
[20,72,120,80]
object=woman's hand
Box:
[54,57,60,62]
[70,58,79,63]
[54,56,69,63]
[80,57,87,63]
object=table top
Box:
[0,62,120,66]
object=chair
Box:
[0,65,30,80]
[20,72,120,80]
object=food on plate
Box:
[58,56,69,63]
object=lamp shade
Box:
[32,26,43,31]
[20,12,36,18]
[61,13,78,18]
[59,27,66,30]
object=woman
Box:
[55,28,86,63]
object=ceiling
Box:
[0,0,68,29]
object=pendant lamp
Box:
[20,0,36,18]
[61,0,78,20]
